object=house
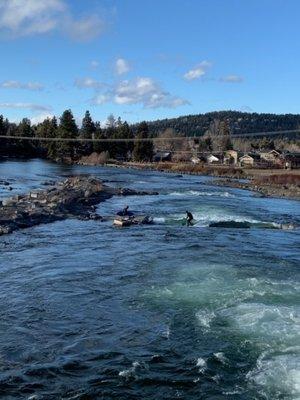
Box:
[191,156,201,164]
[224,150,238,165]
[153,152,172,162]
[283,152,300,169]
[260,150,283,166]
[207,154,219,164]
[239,154,254,167]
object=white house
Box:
[260,150,283,165]
[239,154,254,167]
[207,154,219,164]
[191,156,201,164]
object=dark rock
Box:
[118,188,158,196]
[0,180,10,186]
[42,180,56,186]
[88,213,102,221]
[0,177,159,235]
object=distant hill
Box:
[145,111,300,137]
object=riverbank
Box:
[120,162,300,200]
[0,176,158,235]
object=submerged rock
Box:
[0,180,10,186]
[209,221,251,229]
[118,188,158,196]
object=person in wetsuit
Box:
[186,210,194,226]
[116,205,135,218]
[123,205,129,216]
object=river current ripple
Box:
[0,159,299,400]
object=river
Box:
[0,159,299,400]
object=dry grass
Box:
[126,161,300,184]
[254,174,300,186]
[154,162,245,178]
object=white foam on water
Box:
[222,303,300,344]
[195,309,215,329]
[247,354,300,399]
[119,361,142,380]
[148,263,264,311]
[196,357,206,367]
[153,217,166,224]
[212,374,221,383]
[192,210,263,225]
[167,207,270,227]
[169,190,235,198]
[162,325,171,339]
[145,259,299,398]
[222,388,244,395]
[221,301,300,398]
[213,352,228,365]
[196,357,207,373]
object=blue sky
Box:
[0,0,299,125]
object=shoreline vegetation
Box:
[1,109,299,201]
[102,161,300,200]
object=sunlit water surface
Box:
[0,159,299,400]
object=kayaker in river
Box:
[116,205,134,217]
[186,210,194,226]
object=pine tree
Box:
[112,120,134,159]
[57,109,78,160]
[93,122,106,153]
[18,118,33,137]
[80,110,95,155]
[17,118,34,155]
[36,117,58,159]
[0,115,6,136]
[122,121,134,156]
[133,121,153,162]
[0,115,7,155]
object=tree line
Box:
[0,110,154,163]
[145,110,300,137]
[1,109,298,164]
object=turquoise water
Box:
[0,159,299,399]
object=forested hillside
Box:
[1,110,299,163]
[146,111,300,137]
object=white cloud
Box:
[0,102,52,112]
[240,105,253,112]
[220,75,244,83]
[0,0,105,41]
[115,58,130,75]
[92,77,189,109]
[30,112,54,124]
[90,60,100,69]
[0,0,65,37]
[184,61,212,81]
[74,77,104,90]
[64,15,105,42]
[93,94,111,105]
[0,80,44,90]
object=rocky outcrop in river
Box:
[0,177,158,235]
